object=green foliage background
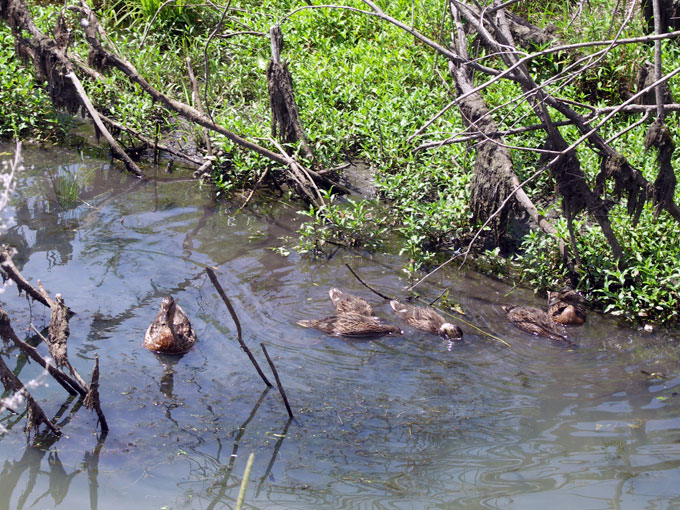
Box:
[1,0,679,324]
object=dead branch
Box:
[345,264,395,300]
[66,71,144,177]
[83,354,109,432]
[0,246,50,307]
[448,3,568,260]
[0,311,84,396]
[453,1,626,261]
[269,139,324,206]
[267,24,315,163]
[186,58,213,157]
[98,113,203,166]
[0,356,61,436]
[237,167,269,212]
[70,2,289,166]
[68,2,351,196]
[202,0,232,120]
[260,343,294,420]
[205,267,273,388]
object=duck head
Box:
[439,322,463,339]
[160,296,176,322]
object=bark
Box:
[46,295,72,369]
[0,246,50,307]
[642,0,680,33]
[636,61,674,106]
[83,355,109,432]
[267,25,315,163]
[645,120,677,216]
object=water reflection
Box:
[0,145,679,509]
[0,395,107,510]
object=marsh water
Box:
[1,144,679,510]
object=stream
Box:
[0,144,679,509]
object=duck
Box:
[329,287,373,316]
[297,312,402,338]
[144,296,197,354]
[502,305,568,342]
[390,300,463,339]
[548,287,586,325]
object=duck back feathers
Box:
[502,305,568,342]
[390,300,463,339]
[297,312,401,337]
[329,288,373,316]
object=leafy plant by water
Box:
[45,166,94,210]
[2,0,680,326]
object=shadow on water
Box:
[1,145,680,509]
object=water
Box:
[1,145,679,509]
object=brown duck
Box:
[390,300,463,339]
[502,305,568,342]
[297,312,402,338]
[144,296,197,354]
[329,287,373,316]
[548,287,586,325]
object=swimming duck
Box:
[297,312,402,338]
[548,287,586,325]
[144,296,197,354]
[329,287,373,316]
[502,305,568,342]
[390,300,463,339]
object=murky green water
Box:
[1,145,679,509]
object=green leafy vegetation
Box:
[0,25,72,139]
[1,0,679,325]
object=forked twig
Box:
[205,267,273,388]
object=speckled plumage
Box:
[548,288,586,325]
[502,305,568,342]
[297,312,401,337]
[144,296,197,354]
[390,300,463,339]
[329,288,373,316]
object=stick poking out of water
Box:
[205,267,273,388]
[345,264,395,301]
[260,343,294,420]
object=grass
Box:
[45,166,95,210]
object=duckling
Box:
[548,287,586,325]
[329,287,373,316]
[390,300,463,339]
[502,305,568,342]
[144,296,197,354]
[297,312,402,338]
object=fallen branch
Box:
[0,356,61,436]
[205,267,273,388]
[83,354,109,432]
[345,264,395,300]
[98,113,203,166]
[66,71,144,178]
[21,322,86,396]
[0,246,50,307]
[260,343,294,420]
